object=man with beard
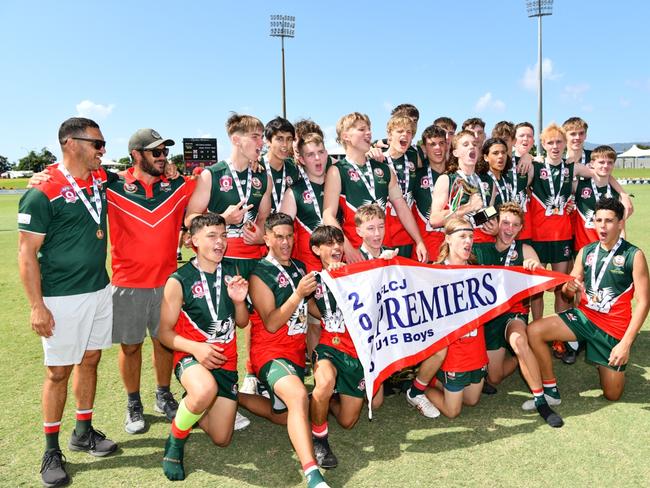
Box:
[108,129,197,434]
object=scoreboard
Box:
[182,138,218,170]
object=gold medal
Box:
[298,311,307,324]
[552,207,559,215]
[96,229,104,240]
[332,336,341,346]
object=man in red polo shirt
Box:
[108,129,197,434]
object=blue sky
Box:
[1,0,649,163]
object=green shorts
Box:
[259,358,305,413]
[531,240,573,264]
[393,244,413,259]
[436,366,487,392]
[174,356,239,401]
[313,344,366,398]
[223,257,259,280]
[485,312,528,351]
[557,308,626,372]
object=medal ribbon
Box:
[353,159,377,202]
[298,166,323,224]
[59,164,102,225]
[590,238,623,298]
[266,255,307,322]
[265,158,287,210]
[504,241,517,267]
[544,159,566,209]
[226,159,252,204]
[195,260,222,330]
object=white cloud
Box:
[562,83,590,101]
[521,58,561,91]
[474,92,506,113]
[75,100,115,119]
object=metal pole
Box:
[281,36,286,119]
[537,15,543,156]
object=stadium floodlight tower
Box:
[526,0,553,156]
[270,14,295,119]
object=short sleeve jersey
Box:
[106,168,196,288]
[573,178,619,251]
[169,259,239,371]
[290,173,324,272]
[206,160,268,258]
[336,158,391,248]
[529,160,574,242]
[578,239,637,340]
[18,166,110,296]
[313,275,357,357]
[250,257,308,372]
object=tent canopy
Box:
[617,144,650,158]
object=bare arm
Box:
[388,170,427,262]
[18,231,54,337]
[522,243,542,270]
[609,250,650,367]
[428,175,482,228]
[184,169,213,227]
[279,186,297,219]
[561,248,585,303]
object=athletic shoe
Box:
[125,400,146,434]
[405,388,440,418]
[561,348,577,365]
[305,467,330,488]
[162,436,186,481]
[521,394,561,411]
[40,449,69,487]
[240,374,259,395]
[68,427,117,457]
[482,382,498,395]
[313,436,338,469]
[234,411,251,431]
[177,252,183,262]
[155,390,179,422]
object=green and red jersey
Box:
[529,160,574,242]
[384,147,417,247]
[106,168,196,288]
[289,173,324,273]
[572,178,619,251]
[411,164,445,261]
[169,259,239,371]
[250,257,308,372]
[206,160,268,259]
[264,157,299,213]
[578,239,637,340]
[18,165,110,296]
[313,275,357,358]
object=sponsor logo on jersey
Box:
[17,213,31,224]
[277,273,289,288]
[286,175,294,186]
[124,183,138,193]
[566,312,577,322]
[581,187,592,199]
[374,167,384,177]
[251,177,262,190]
[539,169,549,180]
[232,383,238,395]
[191,281,205,298]
[219,175,233,192]
[61,185,77,203]
[613,255,625,267]
[420,176,431,189]
[348,168,360,182]
[302,190,313,204]
[160,181,171,192]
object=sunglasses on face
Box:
[70,137,106,150]
[143,147,169,158]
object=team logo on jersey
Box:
[191,281,205,298]
[407,161,415,171]
[60,185,77,203]
[481,182,490,191]
[219,175,233,192]
[124,183,137,193]
[539,169,549,180]
[286,175,294,186]
[358,378,366,392]
[420,176,431,189]
[581,187,592,199]
[374,168,384,177]
[509,250,519,262]
[302,190,314,204]
[277,273,289,288]
[586,252,596,266]
[348,169,360,182]
[160,181,171,192]
[562,167,570,177]
[251,177,262,190]
[613,255,625,267]
[314,283,324,299]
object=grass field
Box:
[2,188,650,487]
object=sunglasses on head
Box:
[142,147,169,158]
[70,137,106,150]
